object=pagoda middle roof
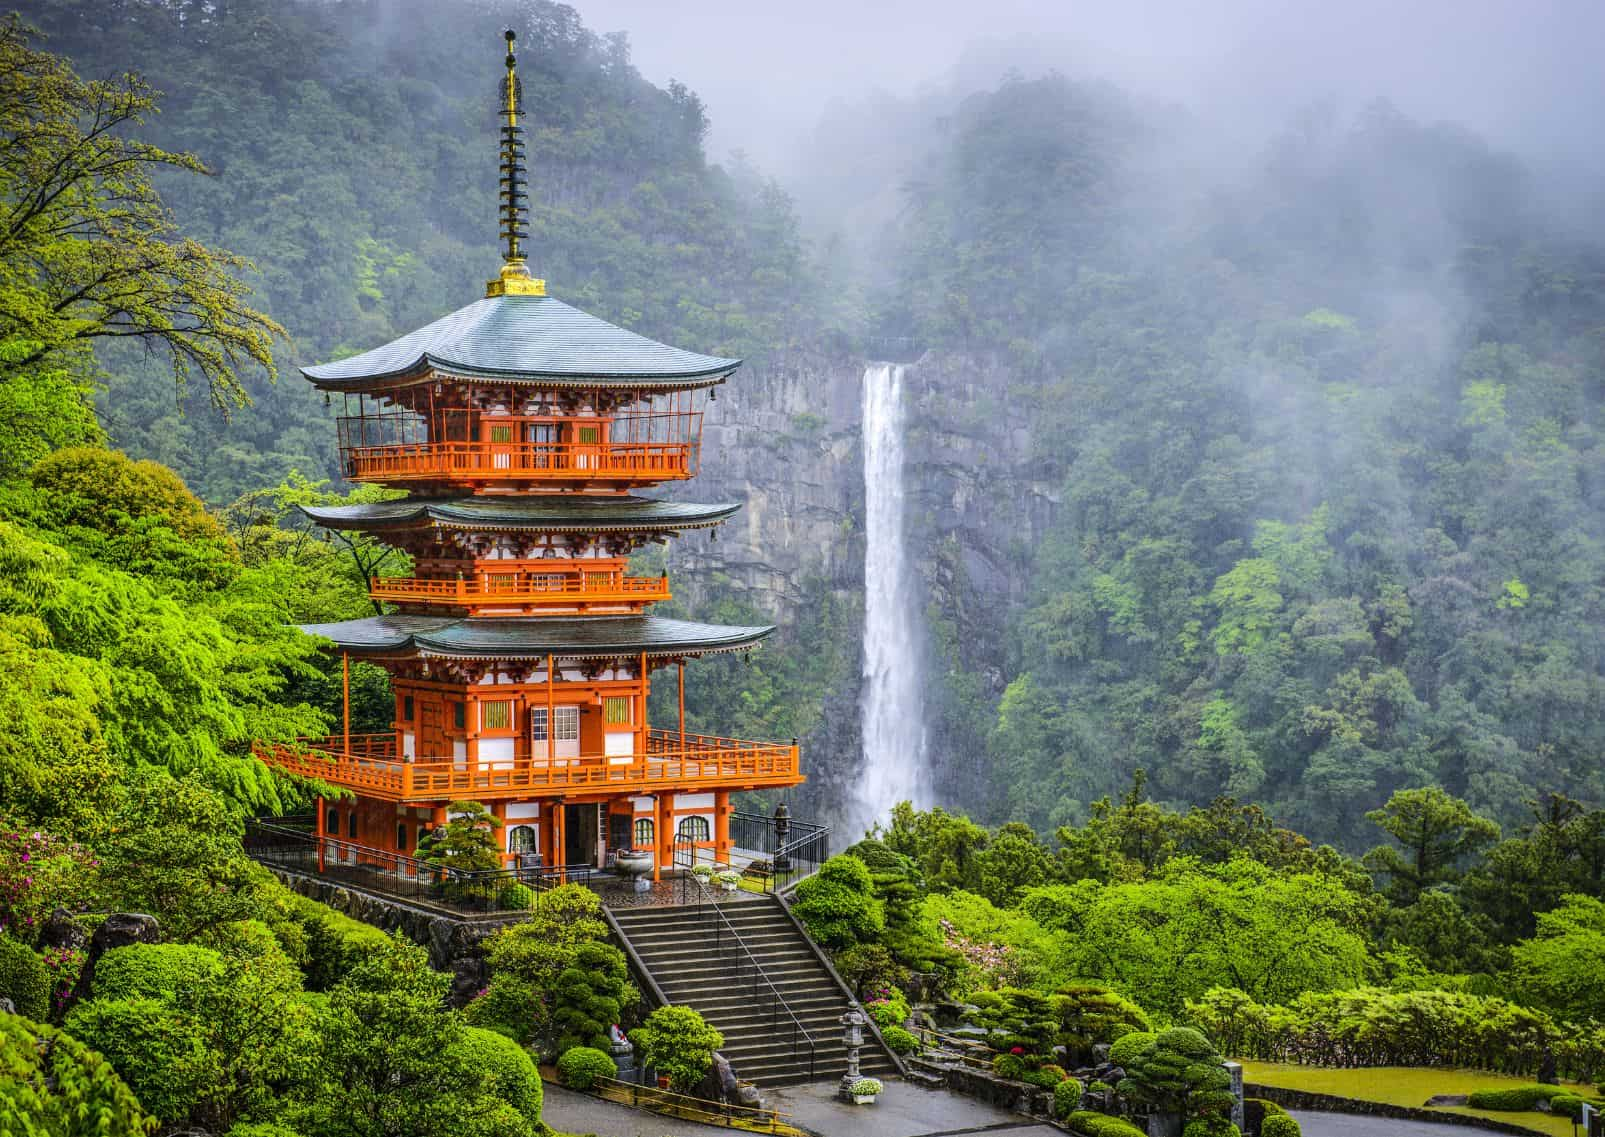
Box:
[299,495,740,534]
[298,614,773,660]
[301,294,741,391]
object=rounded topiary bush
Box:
[1261,1115,1301,1137]
[1066,1110,1147,1137]
[1107,1030,1155,1068]
[1183,1119,1241,1137]
[992,1053,1025,1080]
[0,936,50,1021]
[1053,1077,1083,1119]
[91,943,222,1002]
[1025,1068,1063,1089]
[556,1045,618,1091]
[880,1025,919,1055]
[496,882,536,911]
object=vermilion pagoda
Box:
[256,32,802,878]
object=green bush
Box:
[1087,1080,1113,1095]
[1066,1111,1147,1137]
[1184,1120,1241,1137]
[866,989,911,1027]
[0,935,50,1021]
[453,1026,544,1128]
[0,1013,152,1135]
[497,882,537,911]
[629,1005,723,1093]
[1466,1085,1565,1111]
[556,1046,618,1091]
[1025,1068,1064,1088]
[792,855,885,948]
[1261,1116,1301,1137]
[281,893,392,989]
[1538,1093,1605,1122]
[64,996,217,1123]
[1053,1077,1083,1119]
[881,1025,919,1055]
[992,1053,1025,1080]
[91,943,222,1002]
[1107,1030,1156,1068]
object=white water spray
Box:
[848,362,927,839]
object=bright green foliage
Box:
[977,987,1058,1061]
[416,801,503,902]
[0,1012,154,1135]
[1065,1112,1147,1137]
[882,803,990,893]
[628,1005,724,1093]
[556,1045,618,1090]
[843,839,958,978]
[0,935,51,1020]
[1261,1115,1301,1137]
[447,1027,543,1131]
[1053,985,1151,1066]
[1108,1031,1156,1068]
[866,989,910,1028]
[65,995,219,1123]
[881,1025,919,1055]
[92,943,223,1001]
[1053,1077,1083,1118]
[1510,895,1605,1022]
[1116,1027,1235,1123]
[549,940,637,1054]
[269,890,392,990]
[991,1053,1025,1080]
[791,854,885,947]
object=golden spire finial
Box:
[488,28,546,297]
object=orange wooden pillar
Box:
[714,790,731,866]
[553,801,566,884]
[653,793,671,882]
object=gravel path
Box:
[1292,1111,1513,1137]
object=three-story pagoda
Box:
[257,32,802,878]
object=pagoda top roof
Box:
[301,294,740,391]
[298,614,772,661]
[300,495,739,534]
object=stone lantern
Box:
[773,802,792,871]
[837,1007,867,1101]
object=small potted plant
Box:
[850,1077,883,1105]
[691,863,715,881]
[713,869,742,892]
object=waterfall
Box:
[848,362,926,840]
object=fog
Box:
[568,0,1605,195]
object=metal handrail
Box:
[675,839,816,1080]
[591,1076,802,1135]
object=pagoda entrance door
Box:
[563,803,599,867]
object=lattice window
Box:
[604,696,632,725]
[481,700,512,730]
[634,817,655,847]
[676,816,710,842]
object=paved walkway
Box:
[541,1080,1059,1137]
[1293,1111,1501,1137]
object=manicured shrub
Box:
[64,996,217,1123]
[0,936,50,1021]
[1466,1085,1564,1111]
[283,893,391,989]
[791,855,885,947]
[556,1046,618,1091]
[91,943,222,1002]
[1053,1077,1083,1119]
[1261,1116,1301,1137]
[453,1026,544,1127]
[865,988,911,1028]
[1184,1120,1241,1137]
[992,1053,1026,1080]
[1066,1110,1147,1137]
[497,882,537,911]
[550,941,637,1055]
[1025,1068,1064,1089]
[881,1025,919,1055]
[629,1005,723,1093]
[1107,1030,1156,1068]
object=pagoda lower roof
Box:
[301,294,740,391]
[299,496,740,534]
[298,614,772,660]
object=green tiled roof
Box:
[298,615,773,660]
[300,495,739,534]
[302,295,740,389]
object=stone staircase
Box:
[610,896,899,1087]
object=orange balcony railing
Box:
[340,440,696,485]
[368,573,671,609]
[255,731,802,802]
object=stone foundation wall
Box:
[909,1057,1053,1118]
[267,867,522,972]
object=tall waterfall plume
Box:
[848,362,927,840]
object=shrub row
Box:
[1065,1111,1146,1137]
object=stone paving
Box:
[1292,1111,1504,1137]
[542,1080,1062,1137]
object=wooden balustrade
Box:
[368,573,670,608]
[340,440,696,484]
[255,734,802,802]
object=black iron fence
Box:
[728,810,829,893]
[243,819,591,916]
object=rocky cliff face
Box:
[666,348,1062,831]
